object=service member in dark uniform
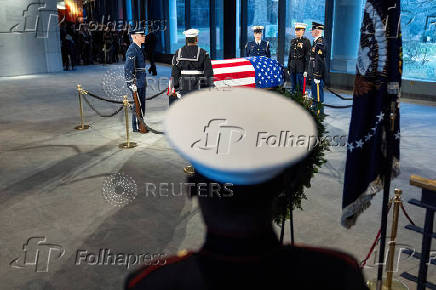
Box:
[169,28,214,175]
[309,22,327,115]
[144,31,157,76]
[169,28,214,105]
[125,88,369,290]
[287,22,311,93]
[124,28,147,132]
[245,26,271,58]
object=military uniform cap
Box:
[183,28,199,38]
[294,22,307,29]
[252,26,264,33]
[165,88,318,185]
[129,28,145,35]
[312,22,324,30]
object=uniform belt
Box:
[181,70,204,75]
[136,68,147,71]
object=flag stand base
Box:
[367,279,408,290]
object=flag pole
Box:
[375,101,397,290]
[376,1,401,287]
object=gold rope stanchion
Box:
[367,188,408,290]
[119,95,137,149]
[74,84,90,130]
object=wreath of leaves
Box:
[271,88,329,225]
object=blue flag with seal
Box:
[341,0,402,228]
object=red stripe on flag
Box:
[213,71,255,82]
[241,83,256,88]
[211,60,252,69]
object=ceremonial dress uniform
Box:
[245,40,271,58]
[144,32,157,76]
[170,29,214,106]
[309,22,326,114]
[125,88,369,290]
[124,30,147,132]
[125,235,368,290]
[245,25,271,58]
[287,23,311,93]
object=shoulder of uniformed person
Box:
[199,47,208,56]
[125,249,195,290]
[316,36,325,44]
[126,46,136,58]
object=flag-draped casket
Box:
[211,56,285,88]
[168,56,285,94]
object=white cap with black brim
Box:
[165,88,318,185]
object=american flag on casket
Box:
[168,56,285,93]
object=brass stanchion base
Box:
[74,124,90,130]
[367,279,409,290]
[119,142,137,149]
[183,165,195,175]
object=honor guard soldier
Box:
[169,28,214,106]
[245,26,271,58]
[124,28,147,132]
[125,88,369,290]
[287,22,311,94]
[169,28,214,175]
[309,22,327,115]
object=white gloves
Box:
[129,84,137,92]
[314,79,321,84]
[303,72,307,78]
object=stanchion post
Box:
[367,188,408,290]
[74,84,90,130]
[119,95,137,149]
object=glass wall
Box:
[191,0,210,53]
[247,0,279,59]
[215,0,224,59]
[401,0,436,81]
[330,0,364,73]
[169,0,186,52]
[284,0,325,66]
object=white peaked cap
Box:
[183,28,199,37]
[252,26,265,31]
[165,88,318,185]
[295,22,307,29]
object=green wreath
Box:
[271,88,329,225]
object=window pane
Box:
[401,0,436,81]
[191,0,210,53]
[169,0,185,52]
[284,0,325,66]
[215,0,224,59]
[247,0,279,59]
[330,0,364,73]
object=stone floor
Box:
[0,64,435,290]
